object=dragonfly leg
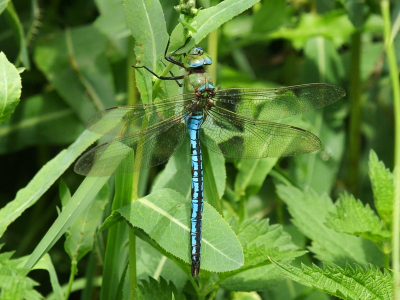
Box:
[133,65,184,81]
[164,36,191,67]
[159,59,183,87]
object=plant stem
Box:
[207,29,218,83]
[128,37,139,106]
[152,62,175,100]
[347,30,362,196]
[64,260,77,300]
[381,1,400,299]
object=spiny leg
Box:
[159,59,182,87]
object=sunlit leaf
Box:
[0,52,21,122]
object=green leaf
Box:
[369,150,394,226]
[34,25,115,121]
[31,254,63,299]
[325,193,391,242]
[0,52,22,122]
[276,185,384,267]
[0,248,42,300]
[220,218,305,291]
[170,0,261,51]
[234,158,278,199]
[0,130,100,239]
[24,175,111,271]
[133,277,186,300]
[124,0,169,101]
[0,92,83,154]
[272,260,393,300]
[64,183,108,262]
[3,2,30,68]
[344,0,368,29]
[252,0,288,33]
[269,10,354,49]
[109,188,244,273]
[0,0,9,15]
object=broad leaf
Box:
[34,25,115,121]
[369,150,394,226]
[0,52,21,122]
[276,185,384,267]
[103,188,244,273]
[325,193,391,242]
[272,260,393,300]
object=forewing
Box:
[200,107,321,159]
[214,83,345,121]
[74,114,188,176]
[85,94,195,136]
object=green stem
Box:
[129,230,137,300]
[347,30,362,196]
[152,62,175,100]
[381,1,400,299]
[128,37,139,106]
[207,29,218,83]
[64,260,77,300]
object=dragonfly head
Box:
[184,46,212,69]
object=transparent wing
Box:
[200,107,321,158]
[85,93,196,137]
[74,113,189,176]
[213,83,345,121]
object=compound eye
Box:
[195,47,203,55]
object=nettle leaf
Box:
[276,185,384,267]
[219,218,305,291]
[133,277,186,300]
[64,183,108,262]
[368,150,394,226]
[0,52,22,122]
[0,248,42,300]
[105,188,243,273]
[272,260,393,300]
[325,193,391,242]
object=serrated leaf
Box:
[0,52,22,122]
[170,0,260,51]
[272,260,393,300]
[0,92,83,154]
[0,249,42,300]
[0,130,100,239]
[134,277,186,300]
[64,184,108,262]
[276,185,384,267]
[111,188,244,273]
[325,193,391,242]
[369,150,394,226]
[219,218,304,291]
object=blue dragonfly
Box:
[74,38,346,276]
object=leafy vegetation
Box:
[0,0,399,299]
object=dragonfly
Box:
[74,37,345,277]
